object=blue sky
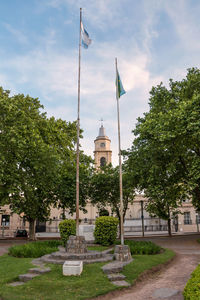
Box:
[1,0,200,165]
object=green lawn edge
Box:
[0,248,175,300]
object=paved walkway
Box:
[95,235,200,300]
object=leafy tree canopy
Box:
[89,164,136,222]
[125,68,200,226]
[0,87,91,238]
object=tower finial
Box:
[99,118,104,127]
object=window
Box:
[100,157,106,166]
[1,215,10,227]
[100,142,105,148]
[196,212,200,224]
[184,212,192,225]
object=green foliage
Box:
[183,264,200,299]
[90,164,136,222]
[8,240,62,258]
[125,68,200,234]
[123,240,161,255]
[99,208,109,216]
[0,87,78,239]
[94,216,118,246]
[59,219,76,246]
[56,153,93,215]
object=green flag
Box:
[116,68,126,99]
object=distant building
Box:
[0,124,200,237]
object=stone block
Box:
[114,245,131,262]
[29,267,51,274]
[19,273,39,282]
[79,225,95,241]
[9,281,25,286]
[107,273,126,281]
[66,235,87,254]
[112,280,130,287]
[63,260,83,276]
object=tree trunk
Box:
[29,219,36,241]
[167,218,172,237]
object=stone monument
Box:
[66,235,87,254]
[114,245,131,262]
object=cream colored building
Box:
[0,124,200,237]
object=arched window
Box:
[100,157,106,167]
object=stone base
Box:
[63,260,83,276]
[114,245,131,262]
[66,235,87,254]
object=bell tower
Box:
[94,123,112,168]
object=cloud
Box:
[3,23,28,44]
[164,0,200,52]
[2,0,200,165]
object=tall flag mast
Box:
[115,58,126,245]
[76,8,91,236]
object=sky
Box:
[0,0,200,165]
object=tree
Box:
[0,88,77,239]
[89,164,136,229]
[125,68,200,235]
[55,152,93,217]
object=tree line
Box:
[1,67,200,238]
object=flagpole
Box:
[115,57,124,245]
[76,7,82,236]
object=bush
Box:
[115,240,161,255]
[126,240,161,255]
[8,240,62,258]
[184,264,200,299]
[94,216,118,246]
[59,219,76,246]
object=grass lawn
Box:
[0,249,175,300]
[87,245,110,251]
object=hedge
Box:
[59,219,76,246]
[124,240,161,255]
[184,264,200,299]
[8,240,62,258]
[94,216,118,246]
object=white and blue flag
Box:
[81,22,91,49]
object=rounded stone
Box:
[152,288,179,298]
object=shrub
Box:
[59,219,76,246]
[126,240,161,255]
[94,216,118,246]
[8,240,62,258]
[115,240,161,255]
[184,264,200,299]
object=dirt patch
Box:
[89,254,177,300]
[90,235,200,300]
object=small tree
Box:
[89,164,136,237]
